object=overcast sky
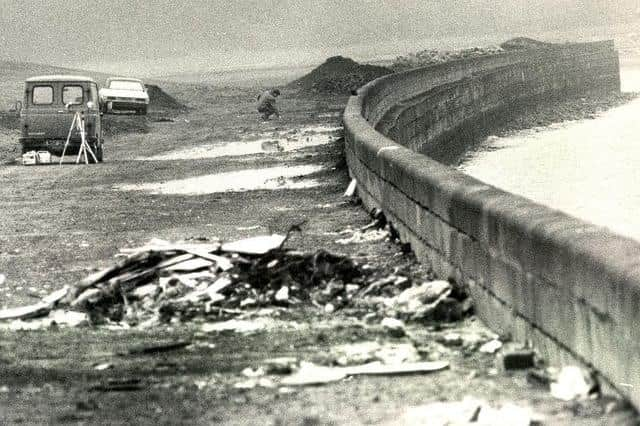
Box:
[0,0,637,76]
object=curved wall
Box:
[343,41,640,407]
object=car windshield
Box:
[109,80,144,91]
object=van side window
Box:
[32,86,53,105]
[63,86,84,105]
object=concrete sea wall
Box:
[343,41,640,406]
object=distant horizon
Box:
[3,20,637,81]
[2,0,637,78]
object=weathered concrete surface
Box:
[343,41,640,407]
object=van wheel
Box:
[95,143,104,163]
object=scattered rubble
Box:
[391,38,553,73]
[335,228,389,245]
[391,45,504,72]
[401,398,539,426]
[0,225,471,330]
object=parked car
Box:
[19,75,104,162]
[99,77,149,115]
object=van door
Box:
[24,82,85,140]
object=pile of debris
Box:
[0,227,470,329]
[288,56,392,94]
[391,45,504,72]
[144,84,187,111]
[500,37,553,51]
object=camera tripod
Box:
[59,109,98,165]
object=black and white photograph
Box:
[0,1,639,424]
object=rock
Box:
[131,283,159,299]
[526,368,554,388]
[49,310,90,328]
[374,343,421,365]
[260,140,283,152]
[425,297,463,322]
[381,317,406,337]
[550,366,595,401]
[322,280,344,298]
[439,333,463,347]
[332,341,381,366]
[479,339,503,354]
[281,362,347,386]
[94,363,114,371]
[502,350,535,370]
[234,379,257,390]
[476,402,537,426]
[202,320,265,334]
[274,286,289,303]
[263,357,298,375]
[396,281,452,305]
[345,284,360,295]
[331,341,420,366]
[241,367,266,378]
[390,281,461,322]
[240,297,257,308]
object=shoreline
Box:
[458,91,639,166]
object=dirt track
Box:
[0,82,637,424]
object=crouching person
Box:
[257,88,281,120]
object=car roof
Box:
[106,77,143,83]
[26,75,96,83]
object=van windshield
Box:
[109,81,144,91]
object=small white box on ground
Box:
[22,151,37,165]
[36,151,51,164]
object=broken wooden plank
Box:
[165,257,214,272]
[67,251,155,302]
[0,303,51,321]
[41,286,70,305]
[344,361,450,376]
[182,249,233,271]
[156,253,194,269]
[220,234,287,256]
